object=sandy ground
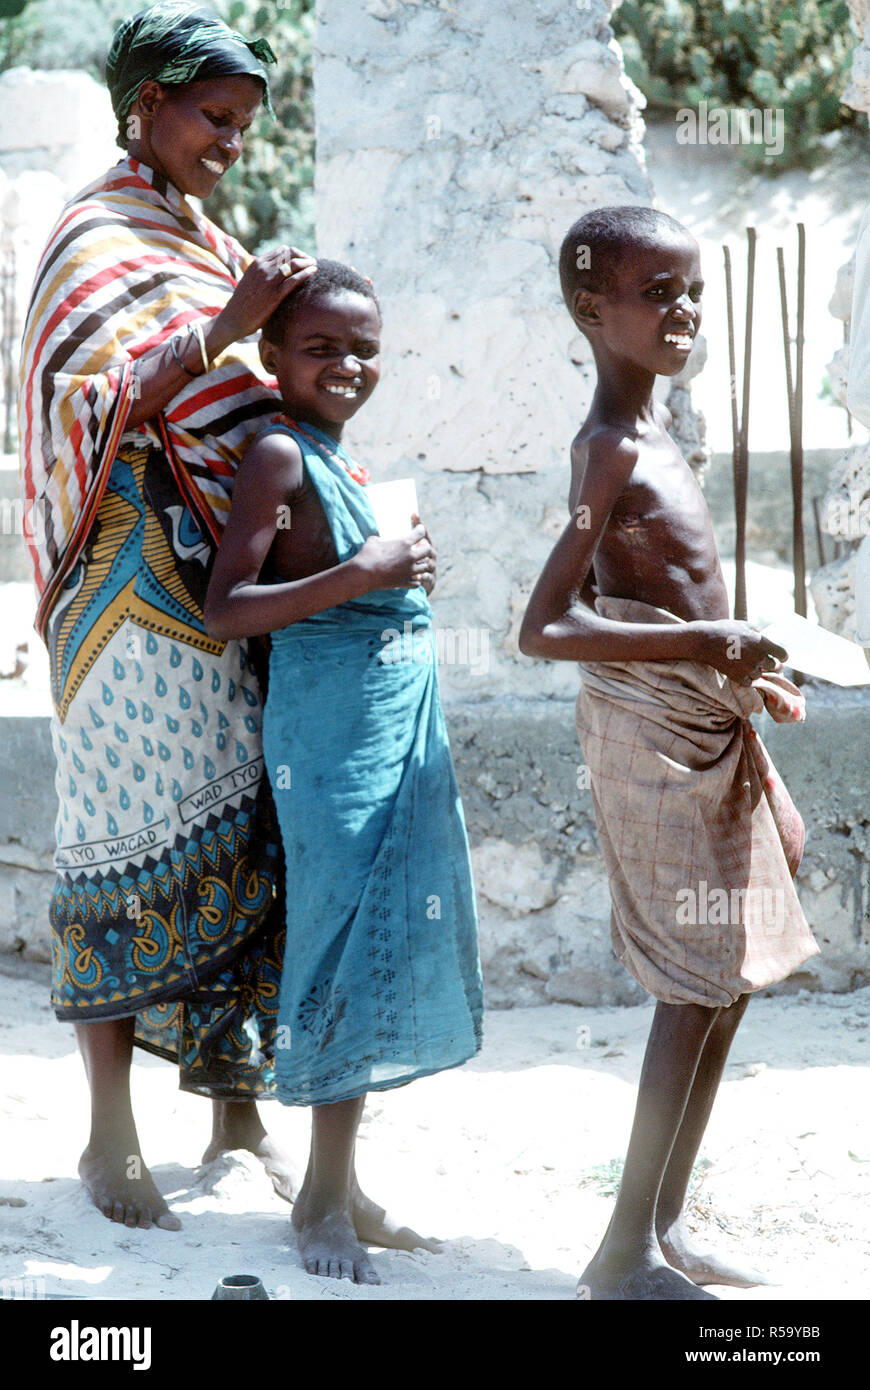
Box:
[1,959,868,1303]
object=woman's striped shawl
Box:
[18,155,279,638]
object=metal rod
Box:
[845,321,853,438]
[778,234,807,618]
[736,230,756,620]
[1,238,14,455]
[793,223,807,616]
[724,244,747,620]
[812,495,826,568]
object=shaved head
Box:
[559,206,692,311]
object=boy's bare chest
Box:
[593,449,728,619]
[608,450,709,540]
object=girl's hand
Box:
[215,246,317,344]
[355,525,435,592]
[411,513,437,595]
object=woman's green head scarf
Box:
[107,1,277,141]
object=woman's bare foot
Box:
[351,1180,440,1253]
[79,1142,181,1231]
[580,1246,719,1301]
[658,1220,771,1288]
[203,1100,301,1203]
[292,1196,380,1283]
[74,1016,180,1230]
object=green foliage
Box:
[581,1158,624,1196]
[580,1155,712,1198]
[209,0,314,253]
[0,0,314,253]
[0,0,131,76]
[614,0,857,168]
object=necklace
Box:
[271,414,371,486]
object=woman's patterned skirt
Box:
[45,440,285,1098]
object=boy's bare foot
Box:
[580,1249,718,1301]
[292,1199,380,1283]
[203,1100,301,1203]
[659,1223,771,1288]
[79,1143,181,1231]
[351,1181,440,1253]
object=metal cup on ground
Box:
[211,1274,269,1301]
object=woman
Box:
[18,2,317,1231]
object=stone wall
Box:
[0,68,118,448]
[6,695,870,1001]
[814,1,870,633]
[0,718,56,962]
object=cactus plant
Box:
[614,1,858,169]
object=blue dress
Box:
[260,420,483,1105]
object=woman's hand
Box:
[354,524,436,593]
[211,246,317,347]
[125,247,316,430]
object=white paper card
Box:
[366,478,419,539]
[761,612,870,686]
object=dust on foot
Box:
[203,1102,301,1204]
[579,1253,719,1301]
[660,1229,771,1289]
[78,1145,181,1231]
[292,1203,380,1284]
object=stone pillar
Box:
[0,70,119,959]
[0,68,118,469]
[315,0,651,703]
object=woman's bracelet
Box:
[169,324,212,378]
[190,322,210,374]
[170,332,199,377]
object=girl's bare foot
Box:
[292,1197,380,1283]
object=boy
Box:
[519,206,818,1300]
[204,260,483,1284]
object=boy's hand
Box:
[355,525,436,593]
[700,620,788,686]
[754,672,806,723]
